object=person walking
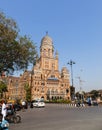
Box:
[22,100,26,111]
[1,100,7,121]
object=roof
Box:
[41,35,53,47]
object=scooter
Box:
[0,119,9,130]
[6,110,21,123]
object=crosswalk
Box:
[61,103,85,108]
[62,103,101,108]
[46,103,99,108]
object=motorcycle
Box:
[0,119,9,130]
[6,110,21,124]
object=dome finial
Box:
[46,31,48,36]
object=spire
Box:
[46,31,48,36]
[55,50,59,59]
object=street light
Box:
[67,60,75,87]
[67,60,75,100]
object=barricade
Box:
[67,103,85,108]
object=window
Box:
[48,49,50,56]
[43,49,46,56]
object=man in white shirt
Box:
[22,101,26,111]
[1,100,7,121]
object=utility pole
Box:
[67,60,75,87]
[67,60,75,100]
[76,76,85,101]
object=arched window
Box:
[51,89,54,94]
[48,49,50,57]
[43,49,46,56]
[66,89,69,93]
[47,89,50,94]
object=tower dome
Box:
[61,67,69,79]
[40,33,54,58]
[41,35,53,47]
[61,67,69,74]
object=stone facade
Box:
[7,71,31,100]
[31,34,70,100]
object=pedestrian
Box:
[1,100,7,121]
[22,100,26,111]
[77,99,81,107]
[87,96,92,106]
[30,101,33,108]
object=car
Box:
[32,100,45,108]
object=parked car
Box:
[32,100,45,108]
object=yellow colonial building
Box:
[5,34,71,101]
[31,34,70,100]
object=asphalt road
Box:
[10,104,102,130]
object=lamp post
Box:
[68,60,75,87]
[67,60,75,100]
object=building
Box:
[31,34,70,100]
[7,71,31,100]
[6,34,71,101]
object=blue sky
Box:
[0,0,102,92]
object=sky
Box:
[0,0,102,92]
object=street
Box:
[10,104,102,130]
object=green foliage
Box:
[0,11,37,75]
[0,80,7,98]
[24,83,31,101]
[90,90,99,99]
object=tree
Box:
[24,83,31,101]
[0,80,7,98]
[90,90,99,100]
[0,11,37,75]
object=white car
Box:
[33,100,45,108]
